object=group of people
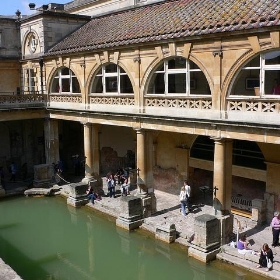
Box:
[235,210,280,272]
[237,234,273,272]
[107,168,130,198]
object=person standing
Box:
[257,243,273,272]
[184,180,191,213]
[271,211,280,247]
[107,173,116,198]
[179,186,187,216]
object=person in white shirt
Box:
[184,180,192,213]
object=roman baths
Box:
[0,0,280,279]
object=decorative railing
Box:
[144,96,212,109]
[231,196,252,212]
[0,93,47,107]
[90,96,135,106]
[227,98,280,113]
[49,94,82,103]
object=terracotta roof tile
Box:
[47,0,280,56]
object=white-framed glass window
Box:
[91,63,133,94]
[24,69,36,93]
[231,50,280,97]
[51,67,80,94]
[147,57,210,95]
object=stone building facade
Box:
[1,0,280,242]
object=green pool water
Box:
[0,196,262,280]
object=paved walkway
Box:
[85,185,280,280]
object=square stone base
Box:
[67,196,89,208]
[116,216,143,231]
[188,246,220,263]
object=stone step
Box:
[217,245,280,280]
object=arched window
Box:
[51,67,80,94]
[147,57,210,95]
[90,64,133,94]
[231,50,280,97]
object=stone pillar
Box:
[155,223,176,243]
[188,214,221,263]
[44,119,59,164]
[265,162,280,223]
[67,182,89,207]
[33,163,54,188]
[116,196,143,230]
[213,138,233,216]
[252,199,267,225]
[92,124,100,177]
[83,123,94,180]
[136,129,147,194]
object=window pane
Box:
[120,75,133,93]
[72,77,81,93]
[61,68,69,75]
[91,76,103,93]
[105,64,117,73]
[148,73,164,94]
[264,71,280,95]
[244,55,260,67]
[231,69,259,96]
[61,78,70,92]
[105,77,117,92]
[168,73,185,93]
[168,58,186,69]
[264,51,280,65]
[51,78,59,93]
[189,61,200,70]
[190,72,210,95]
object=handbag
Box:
[266,257,273,269]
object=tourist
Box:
[237,234,255,254]
[107,173,116,198]
[257,243,273,271]
[115,167,125,185]
[184,180,192,213]
[271,211,280,247]
[179,186,188,216]
[120,177,130,196]
[86,185,98,204]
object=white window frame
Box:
[91,64,133,95]
[148,58,204,95]
[51,68,80,94]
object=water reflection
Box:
[0,196,262,280]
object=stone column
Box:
[91,124,100,177]
[44,119,59,164]
[83,123,94,180]
[213,138,233,216]
[265,162,280,223]
[136,129,147,194]
[213,138,233,245]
